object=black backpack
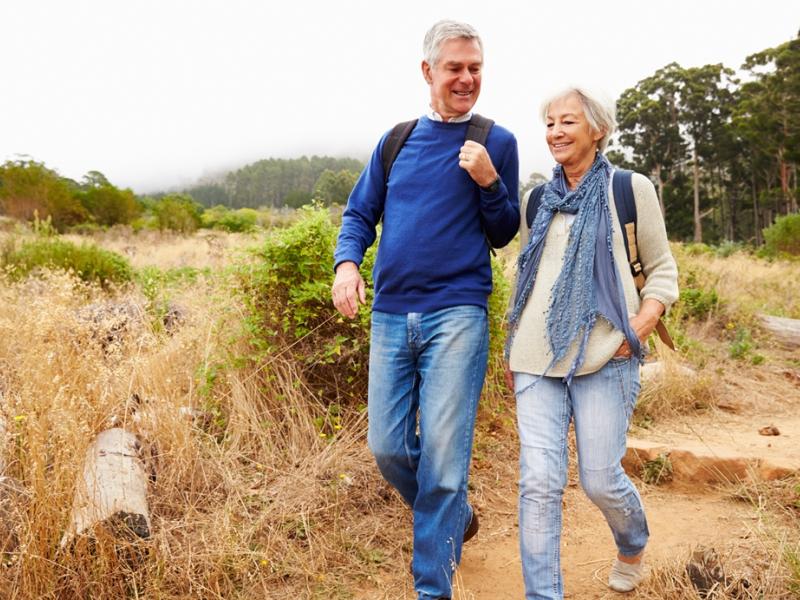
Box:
[525,170,674,349]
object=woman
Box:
[506,87,678,599]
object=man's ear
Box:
[421,60,432,85]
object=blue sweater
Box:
[334,116,519,314]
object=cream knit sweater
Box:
[508,172,679,377]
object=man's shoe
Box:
[463,509,479,543]
[608,558,645,592]
[408,508,479,575]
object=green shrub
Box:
[152,194,203,233]
[202,206,258,232]
[233,205,511,409]
[763,212,800,256]
[234,205,375,406]
[679,287,720,320]
[1,237,133,287]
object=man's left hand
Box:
[458,140,498,188]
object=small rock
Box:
[686,546,727,597]
[758,425,780,436]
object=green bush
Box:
[679,287,720,320]
[763,212,800,257]
[152,194,203,233]
[234,205,375,406]
[202,206,258,232]
[1,237,133,287]
[233,205,511,409]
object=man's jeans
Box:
[514,358,649,600]
[368,306,488,600]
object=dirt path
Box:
[456,488,757,599]
[354,364,799,599]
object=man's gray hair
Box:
[423,20,483,67]
[540,87,617,152]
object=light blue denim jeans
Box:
[514,357,648,600]
[368,305,488,600]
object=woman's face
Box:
[545,93,605,171]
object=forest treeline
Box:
[608,31,798,244]
[0,33,797,247]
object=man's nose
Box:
[457,68,473,85]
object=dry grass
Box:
[0,268,407,599]
[674,245,800,320]
[638,474,800,599]
[61,228,259,270]
[0,230,798,598]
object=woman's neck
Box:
[563,152,598,190]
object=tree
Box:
[0,159,87,231]
[312,169,360,206]
[78,171,141,226]
[152,194,203,233]
[679,63,737,242]
[616,63,685,217]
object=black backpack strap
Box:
[525,184,546,229]
[465,113,494,145]
[382,119,418,185]
[611,169,644,286]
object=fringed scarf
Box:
[506,154,642,384]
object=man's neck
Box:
[428,108,472,123]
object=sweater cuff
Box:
[333,254,362,274]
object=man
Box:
[332,20,518,600]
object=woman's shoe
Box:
[608,558,645,592]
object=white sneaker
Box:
[608,558,645,592]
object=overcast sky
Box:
[2,0,798,194]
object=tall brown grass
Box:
[0,269,405,598]
[0,230,798,598]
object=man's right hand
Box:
[332,261,367,319]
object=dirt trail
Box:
[355,378,799,599]
[456,488,757,599]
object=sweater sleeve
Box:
[478,131,520,248]
[632,173,679,311]
[506,188,531,316]
[333,137,388,271]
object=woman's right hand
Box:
[504,363,514,392]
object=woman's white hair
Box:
[539,87,617,152]
[423,20,483,67]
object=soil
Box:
[354,364,800,599]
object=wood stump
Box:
[61,428,151,548]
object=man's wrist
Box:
[335,260,359,274]
[479,176,501,193]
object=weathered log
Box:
[758,314,800,348]
[639,360,696,384]
[61,428,151,547]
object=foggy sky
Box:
[2,0,798,193]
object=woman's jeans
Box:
[368,306,488,600]
[514,358,648,600]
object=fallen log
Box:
[61,428,151,548]
[758,314,800,348]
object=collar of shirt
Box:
[428,109,473,123]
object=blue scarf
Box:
[506,154,642,383]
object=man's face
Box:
[422,38,483,121]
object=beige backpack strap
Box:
[625,209,675,350]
